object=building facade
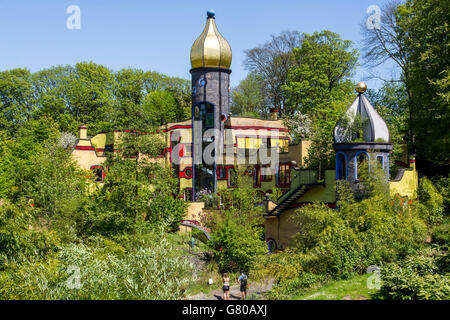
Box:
[71,11,419,250]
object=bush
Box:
[289,192,427,278]
[418,177,445,225]
[268,272,329,299]
[431,218,450,246]
[380,252,450,300]
[208,212,267,273]
[0,227,193,299]
[0,202,60,266]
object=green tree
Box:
[397,0,450,175]
[244,31,304,112]
[283,31,358,174]
[283,30,357,126]
[231,72,269,117]
[0,69,35,134]
[64,62,116,134]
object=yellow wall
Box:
[179,202,205,235]
[390,168,418,199]
[264,169,336,250]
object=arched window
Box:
[90,165,104,183]
[336,153,347,180]
[355,152,369,181]
[376,155,384,169]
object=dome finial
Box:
[207,10,215,18]
[190,10,232,69]
[355,81,367,94]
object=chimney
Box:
[78,126,88,139]
[409,154,416,172]
[269,108,278,120]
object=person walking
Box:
[222,273,230,300]
[238,270,248,300]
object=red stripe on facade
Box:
[225,126,289,132]
[75,146,95,151]
[162,125,192,132]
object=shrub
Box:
[287,181,427,281]
[0,202,60,266]
[418,177,445,225]
[0,227,193,300]
[268,272,329,299]
[208,212,266,273]
[380,252,450,300]
[431,218,449,246]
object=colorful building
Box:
[71,11,419,249]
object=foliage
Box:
[244,31,304,114]
[0,64,190,136]
[23,140,89,219]
[379,251,450,300]
[231,72,270,117]
[397,0,450,174]
[195,189,219,209]
[282,112,313,141]
[207,211,267,273]
[431,218,449,247]
[283,30,357,126]
[417,177,445,225]
[0,226,193,300]
[256,178,428,293]
[0,201,60,267]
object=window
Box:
[184,144,192,157]
[277,163,291,187]
[217,166,227,180]
[90,165,104,183]
[272,138,289,153]
[228,168,237,187]
[184,188,193,201]
[254,166,261,187]
[355,152,369,181]
[377,156,384,169]
[261,166,273,181]
[336,153,347,180]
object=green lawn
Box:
[295,274,380,300]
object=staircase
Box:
[267,168,324,217]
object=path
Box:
[187,279,274,300]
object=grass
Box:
[294,274,380,300]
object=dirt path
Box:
[187,279,274,300]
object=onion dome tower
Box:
[190,10,232,197]
[333,82,392,194]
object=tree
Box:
[361,0,415,151]
[230,72,269,117]
[143,91,181,126]
[0,69,35,134]
[64,62,116,134]
[283,31,358,174]
[283,31,357,125]
[397,0,450,175]
[244,31,304,113]
[366,81,409,178]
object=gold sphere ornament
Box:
[355,82,367,94]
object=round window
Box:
[198,78,207,87]
[185,168,193,178]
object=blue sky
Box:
[0,0,398,89]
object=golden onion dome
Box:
[190,10,232,69]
